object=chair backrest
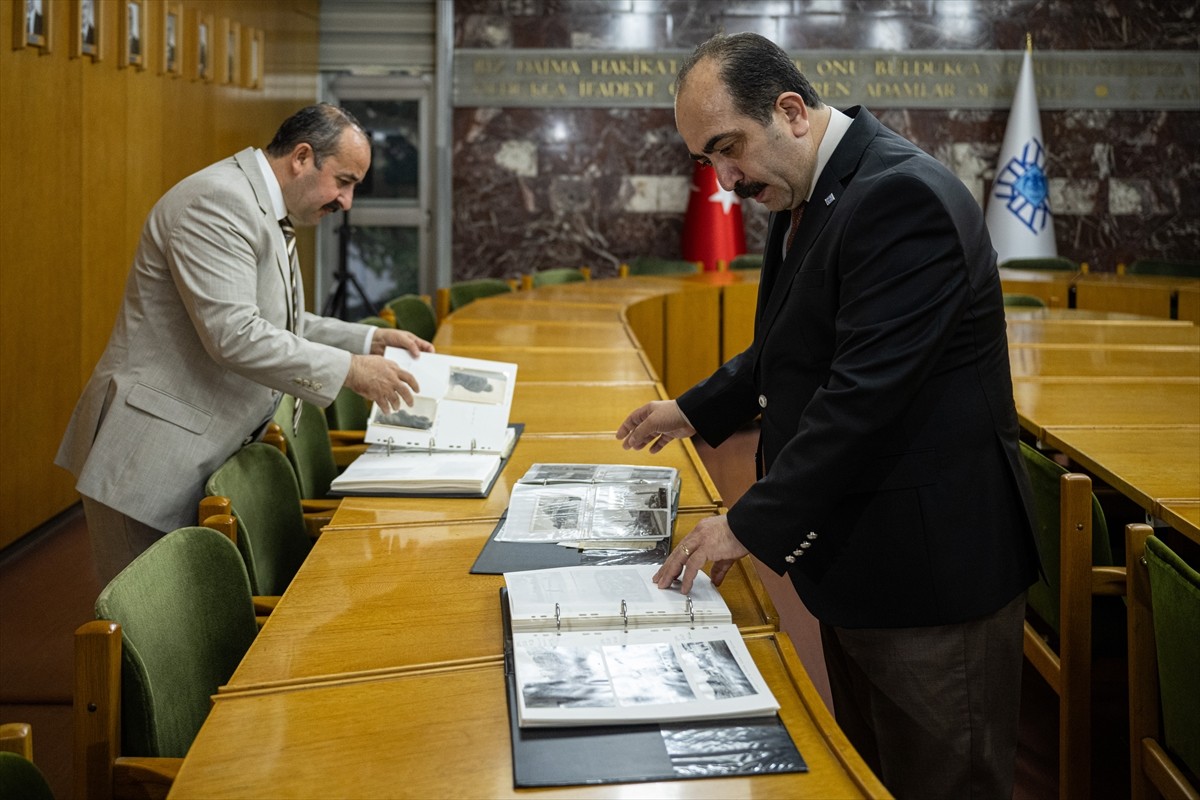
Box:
[624,256,703,276]
[531,267,587,287]
[729,253,763,271]
[357,315,394,328]
[384,294,438,341]
[325,386,370,431]
[1143,534,1200,778]
[999,256,1079,272]
[93,528,258,758]
[1126,258,1200,279]
[1020,442,1115,635]
[0,751,54,800]
[273,396,339,500]
[1003,293,1048,308]
[447,278,514,311]
[204,443,311,595]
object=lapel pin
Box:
[824,193,836,206]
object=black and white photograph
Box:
[223,19,239,85]
[679,640,757,701]
[121,0,143,68]
[522,463,601,483]
[445,366,506,405]
[196,15,211,81]
[18,0,48,50]
[76,0,98,58]
[517,642,615,709]
[530,491,585,534]
[605,641,695,707]
[163,4,180,75]
[372,394,438,432]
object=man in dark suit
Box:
[617,33,1040,800]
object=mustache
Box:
[734,181,765,199]
[323,200,342,213]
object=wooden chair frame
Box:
[74,620,180,800]
[1126,523,1200,800]
[1021,472,1126,800]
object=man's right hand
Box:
[615,400,696,454]
[344,354,420,412]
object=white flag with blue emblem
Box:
[986,43,1056,264]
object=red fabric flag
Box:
[681,162,746,271]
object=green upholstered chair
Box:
[203,442,312,596]
[73,527,258,799]
[0,723,53,800]
[0,752,54,800]
[999,256,1079,272]
[1125,258,1200,279]
[1020,442,1128,800]
[449,278,514,311]
[325,385,371,432]
[383,294,438,342]
[729,253,763,271]
[273,398,342,505]
[356,314,394,327]
[528,267,589,288]
[620,256,703,277]
[1127,525,1200,800]
[1003,293,1048,307]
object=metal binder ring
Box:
[621,599,628,631]
[554,602,561,633]
[686,596,695,628]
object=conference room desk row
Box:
[168,271,1196,797]
[998,267,1200,323]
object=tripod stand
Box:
[322,209,376,320]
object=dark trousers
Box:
[820,591,1027,800]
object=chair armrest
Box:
[302,511,333,541]
[113,755,181,800]
[327,429,366,445]
[1091,566,1127,596]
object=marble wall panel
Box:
[452,1,1199,278]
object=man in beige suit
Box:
[57,104,432,584]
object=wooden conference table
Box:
[171,271,1199,797]
[170,275,894,798]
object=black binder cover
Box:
[500,590,807,788]
[328,423,523,499]
[469,512,669,574]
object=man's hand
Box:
[653,515,748,594]
[344,354,421,412]
[370,327,435,358]
[615,400,697,454]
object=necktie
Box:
[786,202,807,253]
[279,217,304,431]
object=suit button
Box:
[758,394,767,408]
[807,532,818,540]
[785,555,795,564]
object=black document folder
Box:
[500,590,807,787]
[469,512,668,574]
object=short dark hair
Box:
[265,103,366,166]
[677,32,821,125]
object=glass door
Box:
[319,74,433,321]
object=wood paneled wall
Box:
[0,0,320,549]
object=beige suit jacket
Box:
[56,148,372,532]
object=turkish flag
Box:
[681,162,746,271]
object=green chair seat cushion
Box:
[448,279,513,311]
[95,528,258,758]
[532,268,585,286]
[384,295,438,341]
[626,256,700,275]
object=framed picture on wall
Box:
[120,0,145,69]
[196,12,213,82]
[221,18,240,86]
[14,0,51,52]
[72,0,100,60]
[162,2,181,76]
[244,27,264,89]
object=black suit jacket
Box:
[679,107,1040,629]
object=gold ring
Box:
[682,546,691,557]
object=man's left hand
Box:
[653,514,749,594]
[371,328,435,358]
